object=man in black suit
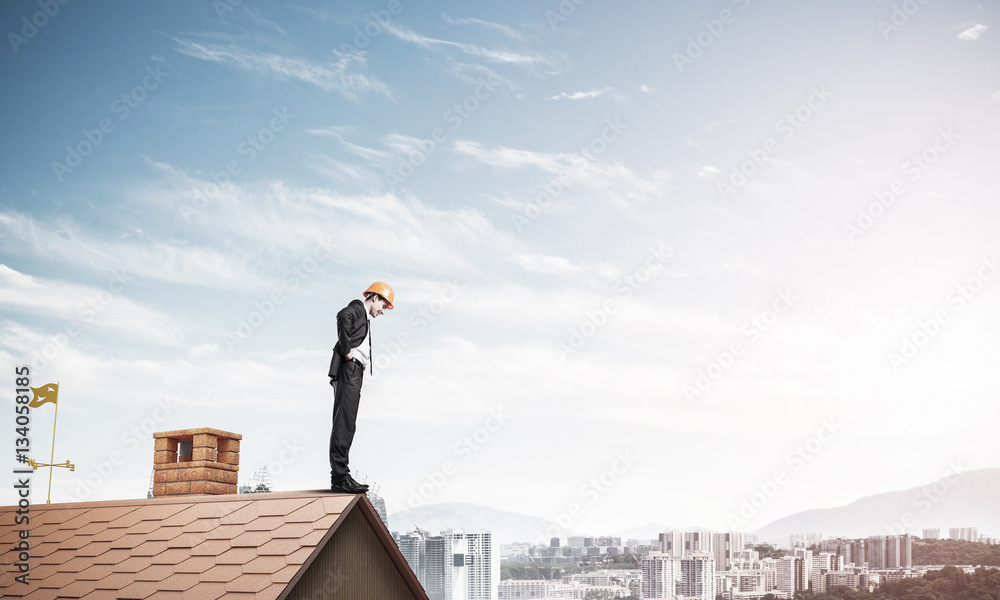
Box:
[328,281,394,494]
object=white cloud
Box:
[450,140,669,221]
[441,14,523,40]
[0,210,269,291]
[304,153,383,189]
[133,162,519,278]
[171,38,389,99]
[639,84,654,94]
[510,254,582,275]
[957,24,988,40]
[546,87,615,101]
[447,59,517,90]
[0,265,186,346]
[383,23,544,66]
[307,127,394,161]
[686,138,701,148]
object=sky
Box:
[1,0,998,540]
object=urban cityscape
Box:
[387,516,999,600]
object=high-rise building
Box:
[867,535,912,569]
[777,556,805,597]
[659,531,684,558]
[819,538,866,567]
[712,532,744,571]
[793,548,813,591]
[443,530,498,600]
[922,528,940,540]
[641,553,677,599]
[679,553,715,600]
[811,552,841,592]
[397,532,426,583]
[401,529,498,600]
[684,531,714,555]
[423,535,450,600]
[950,527,978,542]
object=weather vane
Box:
[26,382,74,504]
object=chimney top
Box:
[152,427,241,498]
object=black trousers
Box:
[330,360,363,480]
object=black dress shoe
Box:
[344,475,369,490]
[331,477,367,494]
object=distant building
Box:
[368,490,388,523]
[811,553,842,592]
[819,537,866,568]
[922,528,940,540]
[823,569,866,592]
[790,532,825,547]
[793,548,813,590]
[679,552,716,600]
[777,556,806,597]
[659,531,684,558]
[445,530,499,600]
[950,527,979,542]
[867,534,912,569]
[403,529,498,600]
[713,532,744,571]
[498,579,549,600]
[641,552,677,598]
[733,549,760,562]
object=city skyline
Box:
[2,0,999,535]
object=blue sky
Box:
[2,0,998,537]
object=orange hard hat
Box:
[364,282,394,309]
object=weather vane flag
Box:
[26,383,74,504]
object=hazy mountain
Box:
[386,469,1000,547]
[752,468,1000,545]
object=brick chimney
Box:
[152,427,241,497]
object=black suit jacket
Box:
[328,299,369,381]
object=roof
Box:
[0,490,426,600]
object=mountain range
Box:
[387,468,1000,546]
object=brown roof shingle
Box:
[0,490,371,599]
